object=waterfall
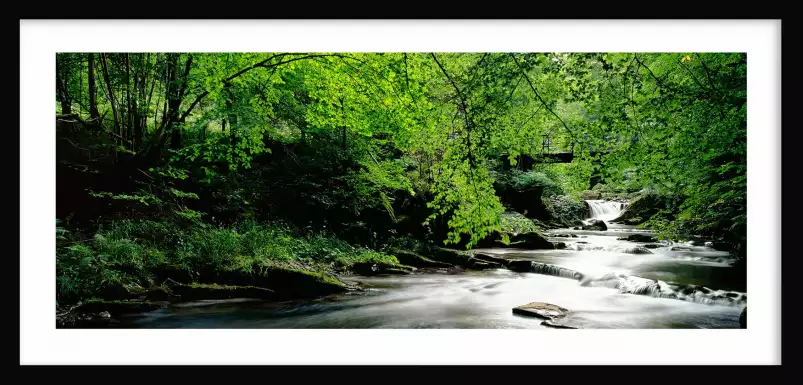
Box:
[582,273,746,307]
[585,200,625,222]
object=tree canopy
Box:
[56,52,746,249]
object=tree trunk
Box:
[87,53,100,121]
[99,53,121,147]
[125,53,133,148]
[56,72,71,115]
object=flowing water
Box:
[121,200,746,329]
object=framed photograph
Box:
[20,19,782,365]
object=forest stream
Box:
[114,201,745,329]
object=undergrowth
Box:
[56,219,397,304]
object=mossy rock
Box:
[473,253,509,266]
[204,265,348,299]
[77,300,167,315]
[581,190,602,200]
[351,262,415,276]
[466,257,502,270]
[390,249,453,268]
[167,281,276,301]
[427,247,474,266]
[505,232,554,249]
[612,193,666,224]
[623,218,642,225]
[127,286,179,302]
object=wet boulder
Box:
[619,234,657,243]
[466,258,502,270]
[507,232,555,250]
[643,243,662,249]
[512,302,570,319]
[554,242,567,250]
[582,219,607,231]
[670,246,693,251]
[625,247,653,255]
[506,260,533,273]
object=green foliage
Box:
[499,211,541,234]
[56,51,746,268]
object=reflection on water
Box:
[121,212,745,329]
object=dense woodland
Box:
[55,52,746,313]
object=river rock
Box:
[739,307,746,328]
[506,259,533,272]
[581,190,602,200]
[167,281,276,301]
[466,258,502,270]
[209,265,350,299]
[512,302,570,319]
[670,246,693,251]
[619,234,657,243]
[390,249,454,268]
[643,243,662,249]
[625,247,653,255]
[428,247,474,266]
[507,232,555,249]
[352,262,415,276]
[472,253,509,266]
[582,219,607,231]
[569,234,579,238]
[554,242,567,249]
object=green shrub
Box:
[499,211,540,234]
